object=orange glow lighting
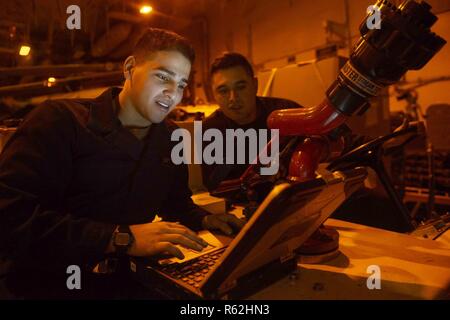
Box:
[19,45,31,56]
[140,5,153,14]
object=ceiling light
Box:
[140,5,153,15]
[19,45,31,56]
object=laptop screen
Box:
[202,167,367,297]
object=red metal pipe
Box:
[267,98,347,137]
[267,98,348,179]
[287,138,328,181]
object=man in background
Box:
[201,52,301,191]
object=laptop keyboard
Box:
[159,248,226,288]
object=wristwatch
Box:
[112,225,134,256]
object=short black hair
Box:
[133,28,195,65]
[210,52,254,78]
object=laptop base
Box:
[130,256,298,300]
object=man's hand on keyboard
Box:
[128,222,209,259]
[201,213,246,235]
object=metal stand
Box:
[327,122,424,232]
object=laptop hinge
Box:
[280,251,295,263]
[216,279,237,297]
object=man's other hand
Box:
[201,213,246,235]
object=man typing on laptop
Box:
[0,28,243,299]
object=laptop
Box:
[130,167,367,299]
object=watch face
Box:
[115,233,131,246]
